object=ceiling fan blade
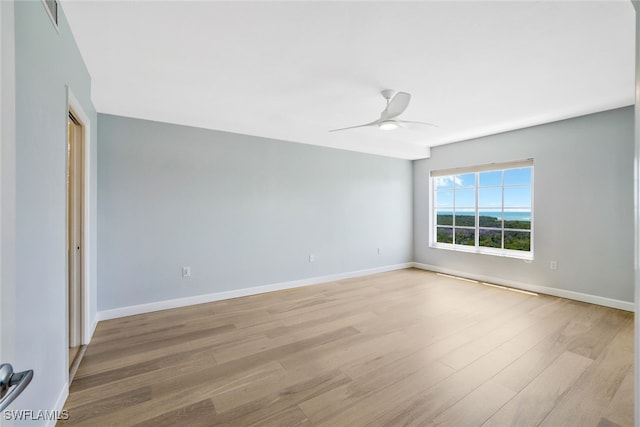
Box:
[397,120,439,128]
[381,92,411,120]
[329,121,379,132]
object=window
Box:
[431,160,533,259]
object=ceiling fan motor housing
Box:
[381,89,395,101]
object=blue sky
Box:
[435,168,532,211]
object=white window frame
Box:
[429,160,534,260]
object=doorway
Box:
[67,110,84,377]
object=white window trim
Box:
[429,160,534,260]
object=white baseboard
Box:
[412,262,635,312]
[97,263,413,321]
[97,260,634,321]
[45,381,69,427]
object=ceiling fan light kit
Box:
[378,120,399,131]
[329,89,437,133]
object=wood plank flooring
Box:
[59,268,634,426]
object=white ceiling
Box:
[62,1,635,160]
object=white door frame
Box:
[65,87,91,351]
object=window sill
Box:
[430,243,533,261]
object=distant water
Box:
[439,211,531,221]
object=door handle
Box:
[0,363,33,411]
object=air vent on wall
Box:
[42,0,59,30]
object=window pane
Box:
[434,175,455,190]
[454,228,475,246]
[503,210,531,230]
[479,170,501,187]
[436,227,453,244]
[504,230,531,251]
[504,167,531,186]
[455,188,475,208]
[504,186,531,208]
[436,190,453,208]
[478,187,501,208]
[455,173,475,188]
[436,211,453,226]
[479,229,502,248]
[455,212,475,227]
[478,211,502,228]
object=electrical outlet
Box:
[377,247,382,255]
[309,254,315,262]
[182,266,191,278]
[550,261,557,270]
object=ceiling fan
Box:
[329,89,437,132]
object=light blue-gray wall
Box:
[97,114,413,311]
[13,0,97,416]
[414,106,634,303]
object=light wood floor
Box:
[59,269,633,426]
